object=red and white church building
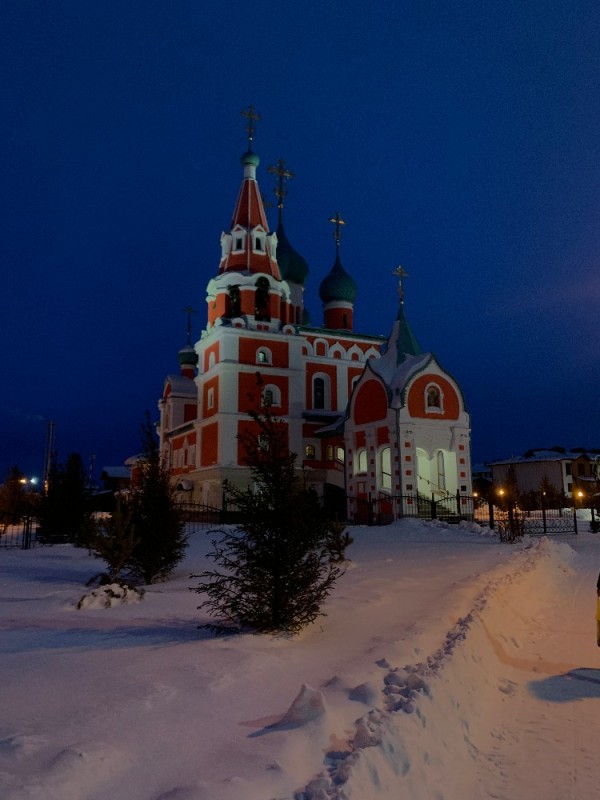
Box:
[157,122,472,519]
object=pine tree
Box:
[89,498,139,584]
[37,454,91,544]
[192,404,343,633]
[127,413,187,584]
[0,467,36,521]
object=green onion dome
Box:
[178,344,198,368]
[241,150,260,168]
[319,253,357,303]
[276,222,309,286]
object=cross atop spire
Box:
[329,212,346,249]
[241,105,261,151]
[183,305,195,345]
[392,265,409,306]
[268,158,294,224]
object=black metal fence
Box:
[0,513,36,549]
[0,494,582,548]
[344,491,579,535]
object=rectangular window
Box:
[207,388,214,409]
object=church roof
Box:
[276,221,308,286]
[164,374,197,396]
[218,149,281,279]
[365,297,438,408]
[368,350,434,408]
[383,303,422,365]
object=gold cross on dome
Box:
[240,105,261,150]
[392,266,409,305]
[268,159,295,209]
[329,212,346,246]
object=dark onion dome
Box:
[178,344,199,368]
[276,222,309,286]
[319,252,357,304]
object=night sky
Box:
[2,0,600,483]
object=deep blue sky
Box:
[2,0,599,482]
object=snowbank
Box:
[0,522,598,800]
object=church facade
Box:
[157,117,472,519]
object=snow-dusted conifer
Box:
[192,403,343,633]
[127,414,187,584]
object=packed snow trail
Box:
[295,534,600,800]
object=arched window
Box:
[380,447,392,491]
[355,449,367,474]
[313,376,326,409]
[228,285,241,317]
[305,445,316,459]
[261,384,280,408]
[426,383,443,413]
[255,277,270,321]
[437,451,446,490]
[256,348,271,365]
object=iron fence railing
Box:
[0,513,36,549]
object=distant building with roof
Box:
[490,449,600,499]
[156,110,472,519]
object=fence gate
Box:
[0,513,36,549]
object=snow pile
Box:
[76,582,145,610]
[0,523,598,800]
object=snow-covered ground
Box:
[1,519,599,800]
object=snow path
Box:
[296,534,600,800]
[0,521,599,799]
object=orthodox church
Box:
[157,110,472,519]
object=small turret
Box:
[319,212,357,331]
[178,306,198,379]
